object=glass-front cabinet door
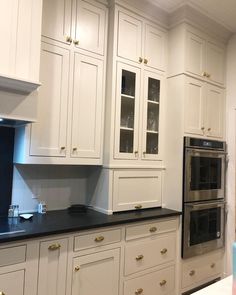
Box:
[141,71,162,160]
[114,63,141,159]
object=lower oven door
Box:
[182,201,225,259]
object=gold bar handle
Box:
[149,226,157,233]
[189,270,195,276]
[48,243,61,251]
[74,266,80,272]
[160,279,167,286]
[94,236,105,242]
[135,204,142,209]
[160,248,168,254]
[136,254,144,261]
[135,288,143,295]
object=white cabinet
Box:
[37,238,68,295]
[117,10,167,72]
[72,249,120,295]
[0,270,25,295]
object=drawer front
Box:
[124,265,175,295]
[182,251,223,289]
[113,170,162,212]
[74,228,121,251]
[126,219,177,241]
[0,245,26,267]
[0,270,25,295]
[125,234,175,275]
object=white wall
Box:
[11,165,90,213]
[225,33,236,275]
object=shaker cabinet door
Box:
[0,270,25,295]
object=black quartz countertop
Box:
[0,207,181,243]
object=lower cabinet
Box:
[72,249,120,295]
[0,269,25,295]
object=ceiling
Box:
[150,0,236,32]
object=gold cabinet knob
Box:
[139,57,143,63]
[72,147,77,152]
[208,127,211,131]
[211,263,215,268]
[189,270,195,276]
[201,127,205,130]
[160,248,168,255]
[74,266,80,272]
[0,292,6,295]
[144,58,148,64]
[202,71,207,77]
[48,243,61,251]
[149,226,157,233]
[135,288,143,295]
[60,146,66,151]
[66,36,72,43]
[135,204,142,209]
[206,73,211,78]
[94,236,105,242]
[136,254,144,261]
[74,40,79,45]
[160,279,167,286]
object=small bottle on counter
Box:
[8,205,14,217]
[38,201,46,214]
[13,205,19,217]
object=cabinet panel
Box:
[30,43,69,157]
[37,238,68,295]
[42,0,72,44]
[144,24,166,71]
[72,249,120,295]
[71,53,103,159]
[0,270,25,295]
[117,12,142,63]
[184,78,205,136]
[75,0,106,55]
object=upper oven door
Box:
[184,148,226,202]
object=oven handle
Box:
[186,148,227,155]
[185,201,226,210]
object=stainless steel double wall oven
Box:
[182,137,227,258]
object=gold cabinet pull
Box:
[72,147,77,152]
[61,146,66,151]
[135,204,142,209]
[208,127,211,131]
[134,150,139,156]
[206,73,211,78]
[48,243,61,251]
[160,248,168,254]
[74,266,80,272]
[202,71,207,77]
[189,270,195,276]
[201,127,205,130]
[66,36,72,43]
[211,263,215,268]
[136,254,144,261]
[0,292,6,295]
[74,40,79,45]
[135,288,143,295]
[94,236,105,242]
[139,57,143,63]
[149,226,157,233]
[160,279,167,286]
[144,58,148,64]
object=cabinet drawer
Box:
[0,270,25,295]
[74,228,121,251]
[126,219,177,241]
[124,265,175,295]
[182,251,223,289]
[113,170,162,212]
[124,234,175,275]
[0,245,26,267]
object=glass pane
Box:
[120,129,134,153]
[146,133,158,154]
[148,78,160,102]
[147,103,159,132]
[120,97,134,129]
[121,70,136,97]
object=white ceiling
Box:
[150,0,236,32]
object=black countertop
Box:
[0,207,181,244]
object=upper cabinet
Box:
[169,24,226,86]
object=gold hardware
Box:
[208,127,211,131]
[134,150,139,156]
[160,279,167,286]
[135,288,143,295]
[201,127,205,131]
[160,248,168,254]
[206,73,211,78]
[66,36,72,43]
[74,40,79,45]
[48,243,61,251]
[74,266,80,272]
[135,204,142,209]
[189,270,195,276]
[143,151,146,156]
[136,254,144,261]
[149,226,157,233]
[61,146,66,150]
[94,236,105,242]
[72,147,77,151]
[211,263,215,268]
[139,57,143,63]
[144,58,148,64]
[202,71,207,77]
[0,292,6,295]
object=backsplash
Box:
[11,165,90,213]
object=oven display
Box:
[190,207,221,246]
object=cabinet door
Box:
[0,270,25,295]
[205,85,224,139]
[117,11,142,64]
[71,54,104,159]
[141,71,162,161]
[42,0,72,45]
[206,41,225,85]
[184,77,205,136]
[186,31,206,77]
[37,238,68,295]
[74,0,106,55]
[144,24,166,71]
[30,43,69,157]
[114,63,141,160]
[72,249,120,295]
